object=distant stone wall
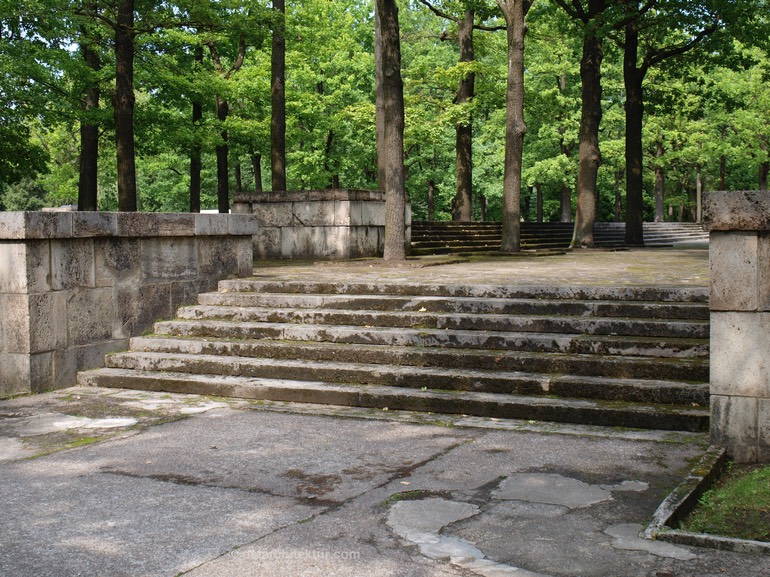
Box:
[704,191,770,462]
[232,189,411,259]
[0,212,256,398]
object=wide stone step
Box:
[218,279,709,303]
[105,351,709,406]
[175,305,709,339]
[128,337,709,382]
[197,292,709,320]
[152,319,708,358]
[77,368,709,432]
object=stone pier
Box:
[0,212,256,398]
[705,190,770,462]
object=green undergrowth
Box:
[681,462,770,542]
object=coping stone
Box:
[704,190,770,231]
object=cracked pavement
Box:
[1,387,768,577]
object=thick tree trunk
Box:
[376,0,407,261]
[189,46,203,213]
[452,9,474,222]
[216,97,230,213]
[78,38,100,212]
[251,152,263,192]
[497,0,529,252]
[614,167,623,222]
[653,140,665,222]
[623,16,644,245]
[271,0,287,192]
[571,29,603,248]
[114,0,137,212]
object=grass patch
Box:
[681,462,770,542]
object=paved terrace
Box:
[4,246,768,577]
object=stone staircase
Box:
[410,221,709,254]
[79,279,710,432]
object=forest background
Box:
[1,0,768,226]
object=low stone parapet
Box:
[704,190,770,462]
[232,189,410,259]
[0,211,256,398]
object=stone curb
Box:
[645,445,770,555]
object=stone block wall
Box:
[704,190,770,462]
[0,212,256,398]
[232,189,411,259]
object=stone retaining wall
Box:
[705,190,770,462]
[0,212,256,398]
[232,189,411,259]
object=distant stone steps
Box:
[79,278,710,432]
[410,221,709,254]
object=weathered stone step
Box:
[152,319,709,358]
[128,337,709,382]
[198,292,710,320]
[77,368,709,432]
[175,305,709,339]
[105,351,709,406]
[218,279,709,303]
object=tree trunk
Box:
[216,97,230,213]
[696,163,703,224]
[234,160,243,195]
[480,193,487,221]
[271,0,287,192]
[536,183,543,222]
[653,140,665,222]
[452,9,474,222]
[497,0,530,252]
[78,36,100,212]
[560,184,572,222]
[760,142,769,192]
[376,0,407,261]
[251,152,263,192]
[571,28,603,248]
[427,179,435,221]
[623,14,644,245]
[114,0,137,212]
[189,46,203,213]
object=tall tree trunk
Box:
[560,184,572,222]
[571,28,603,247]
[189,46,203,213]
[497,0,530,252]
[234,160,243,195]
[480,193,487,221]
[760,141,768,192]
[78,36,100,212]
[251,152,263,192]
[452,9,474,222]
[376,0,407,261]
[623,14,644,245]
[216,97,230,213]
[536,183,543,223]
[696,163,703,224]
[271,0,287,192]
[114,0,137,212]
[653,140,665,222]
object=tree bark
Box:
[536,183,543,223]
[623,13,644,245]
[427,179,435,221]
[216,97,230,213]
[560,184,572,222]
[614,167,623,222]
[696,163,703,224]
[571,25,603,248]
[761,162,769,193]
[114,0,137,212]
[653,140,664,222]
[271,0,287,192]
[189,45,203,213]
[78,35,100,212]
[452,9,474,222]
[497,0,530,252]
[376,0,407,261]
[375,3,387,192]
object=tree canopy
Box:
[1,0,768,226]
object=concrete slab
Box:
[1,386,769,577]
